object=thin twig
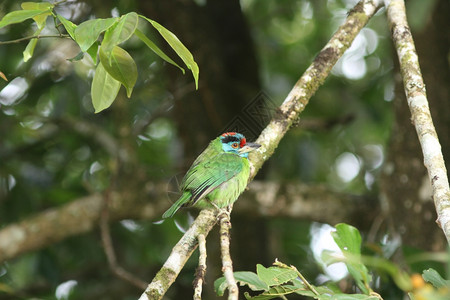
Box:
[0,34,70,45]
[100,190,147,290]
[385,0,450,243]
[274,260,319,296]
[219,210,238,300]
[193,234,207,300]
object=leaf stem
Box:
[274,260,319,296]
[293,267,319,296]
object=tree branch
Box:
[219,211,238,300]
[248,0,382,178]
[100,191,147,290]
[385,0,450,243]
[138,209,217,300]
[0,181,376,264]
[193,234,207,300]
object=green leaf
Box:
[101,12,138,57]
[0,9,48,28]
[91,61,121,113]
[331,224,372,294]
[332,224,362,256]
[245,285,306,300]
[57,15,77,40]
[256,264,298,287]
[215,272,269,296]
[20,2,53,29]
[134,28,185,74]
[74,17,117,52]
[23,27,43,62]
[67,51,84,62]
[86,42,99,65]
[99,46,137,98]
[214,277,228,297]
[139,15,199,89]
[422,268,450,288]
[235,272,270,291]
[331,294,380,300]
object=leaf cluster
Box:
[215,223,450,299]
[0,1,199,112]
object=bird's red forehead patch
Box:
[240,137,246,148]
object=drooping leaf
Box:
[134,28,185,74]
[422,268,450,288]
[101,12,138,57]
[0,9,48,28]
[86,42,99,64]
[57,15,77,40]
[23,27,43,62]
[99,46,137,97]
[256,264,298,287]
[91,61,121,113]
[331,224,372,294]
[67,51,84,62]
[215,271,269,296]
[20,2,53,29]
[74,17,117,52]
[139,15,199,89]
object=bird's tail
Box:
[162,191,191,218]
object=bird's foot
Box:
[218,208,230,220]
[217,204,233,221]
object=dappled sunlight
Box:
[335,152,361,183]
[310,223,348,282]
[332,28,379,80]
[0,77,29,106]
[55,280,78,300]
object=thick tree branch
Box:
[385,0,450,243]
[0,181,375,263]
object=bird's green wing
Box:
[181,153,244,205]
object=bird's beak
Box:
[238,142,261,154]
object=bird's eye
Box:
[231,143,239,148]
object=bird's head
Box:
[219,132,261,158]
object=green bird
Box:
[162,132,261,218]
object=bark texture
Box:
[381,0,450,250]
